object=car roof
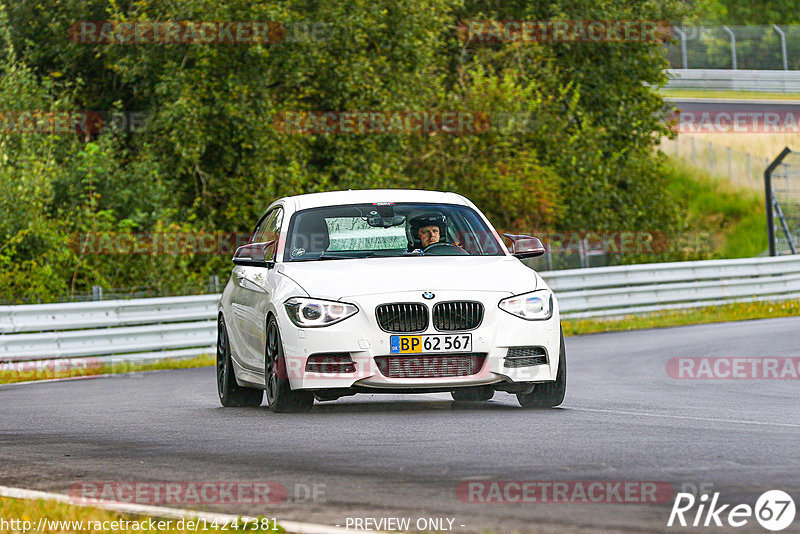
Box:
[280,189,471,212]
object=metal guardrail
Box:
[664,69,800,93]
[0,295,219,363]
[544,255,800,318]
[1,255,799,365]
[0,294,219,334]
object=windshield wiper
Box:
[290,256,347,262]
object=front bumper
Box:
[278,290,561,391]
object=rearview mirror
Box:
[502,234,546,259]
[366,205,406,228]
[367,215,406,228]
[367,213,406,228]
[233,241,276,267]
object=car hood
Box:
[277,256,538,299]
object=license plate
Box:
[390,334,472,354]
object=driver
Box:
[418,224,440,248]
[407,212,448,252]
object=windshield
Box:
[283,202,504,261]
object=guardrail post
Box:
[208,275,220,293]
[722,26,737,69]
[673,26,688,69]
[91,285,103,301]
[765,147,792,256]
[728,147,732,179]
[747,153,751,180]
[773,25,788,71]
[709,142,715,172]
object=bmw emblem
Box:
[422,291,435,300]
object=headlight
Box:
[498,290,553,321]
[284,297,358,327]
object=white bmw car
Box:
[217,189,566,412]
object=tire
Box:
[217,315,263,407]
[451,385,494,402]
[265,316,314,413]
[516,328,567,409]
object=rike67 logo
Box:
[668,490,796,531]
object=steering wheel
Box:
[422,242,469,255]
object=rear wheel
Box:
[451,385,494,402]
[516,329,567,409]
[217,316,263,407]
[265,317,314,413]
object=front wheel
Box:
[265,317,314,413]
[516,328,567,409]
[217,316,263,407]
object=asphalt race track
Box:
[2,317,799,533]
[667,97,800,116]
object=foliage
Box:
[695,0,800,25]
[0,0,704,302]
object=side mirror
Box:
[502,233,546,259]
[233,241,276,267]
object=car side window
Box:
[251,213,270,244]
[252,208,283,261]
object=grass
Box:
[0,496,282,533]
[562,299,800,336]
[673,132,798,162]
[0,354,215,385]
[662,158,768,258]
[660,88,800,100]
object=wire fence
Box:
[766,149,800,255]
[0,277,222,306]
[665,25,800,70]
[660,136,769,191]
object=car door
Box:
[229,207,283,371]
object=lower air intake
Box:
[504,346,548,368]
[374,354,486,379]
[305,353,356,374]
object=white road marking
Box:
[0,369,182,388]
[570,407,800,429]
